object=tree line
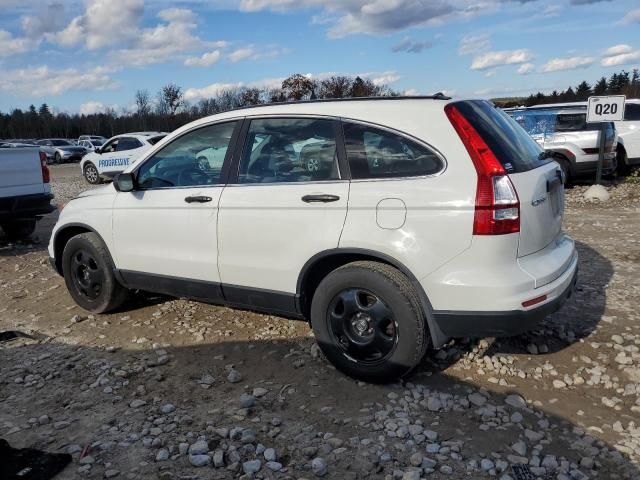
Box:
[0,74,396,140]
[495,68,640,108]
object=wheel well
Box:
[53,226,92,274]
[298,252,402,319]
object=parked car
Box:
[0,142,39,148]
[79,135,107,142]
[1,147,55,240]
[36,139,87,164]
[505,107,617,182]
[78,138,105,153]
[80,132,167,184]
[614,99,640,174]
[48,97,577,382]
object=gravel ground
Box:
[1,164,639,480]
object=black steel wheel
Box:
[62,232,128,313]
[311,261,429,383]
[327,288,397,365]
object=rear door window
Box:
[453,100,546,173]
[624,103,640,121]
[343,122,443,179]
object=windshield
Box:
[506,109,608,135]
[91,140,104,146]
[148,135,167,145]
[51,139,73,146]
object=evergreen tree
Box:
[593,77,608,95]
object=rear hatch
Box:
[452,101,564,257]
[0,147,46,198]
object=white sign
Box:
[586,95,625,122]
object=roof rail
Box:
[214,94,452,114]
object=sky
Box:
[0,0,639,115]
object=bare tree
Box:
[282,74,315,101]
[135,90,152,117]
[318,76,353,99]
[159,83,185,116]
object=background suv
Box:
[49,97,577,382]
[505,106,617,183]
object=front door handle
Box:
[185,195,212,203]
[301,194,340,203]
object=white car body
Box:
[49,97,577,380]
[615,98,640,167]
[80,132,166,182]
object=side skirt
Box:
[118,270,304,320]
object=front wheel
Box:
[310,261,429,383]
[1,219,37,240]
[617,149,630,177]
[54,152,62,164]
[83,162,101,184]
[62,232,129,313]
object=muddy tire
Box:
[62,232,129,313]
[310,261,429,383]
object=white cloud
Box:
[517,63,535,75]
[356,70,401,85]
[604,44,633,56]
[0,29,33,57]
[471,49,533,70]
[622,8,640,24]
[601,51,640,67]
[21,2,66,39]
[227,45,288,63]
[541,56,594,72]
[52,0,144,49]
[391,37,432,53]
[0,65,117,96]
[229,47,255,63]
[403,88,420,96]
[185,50,223,67]
[79,101,106,115]
[110,8,206,67]
[458,33,490,55]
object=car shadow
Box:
[1,336,638,479]
[419,240,611,372]
[0,212,57,257]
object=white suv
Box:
[615,99,640,173]
[80,132,166,184]
[48,97,578,382]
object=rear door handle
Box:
[301,194,340,203]
[185,195,212,203]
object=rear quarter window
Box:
[454,101,546,173]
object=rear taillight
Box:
[445,104,520,235]
[39,151,50,183]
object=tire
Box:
[0,218,37,240]
[54,152,62,164]
[555,156,571,185]
[310,261,429,383]
[617,148,630,177]
[62,232,129,313]
[83,162,101,184]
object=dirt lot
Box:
[1,164,639,480]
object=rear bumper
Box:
[573,154,616,175]
[0,193,55,221]
[432,262,578,338]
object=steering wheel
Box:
[178,167,209,186]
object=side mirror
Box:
[95,147,102,154]
[113,173,135,192]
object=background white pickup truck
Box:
[0,148,56,240]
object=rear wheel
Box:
[54,152,62,164]
[1,219,37,240]
[617,148,630,177]
[555,156,571,185]
[83,162,101,184]
[62,232,129,313]
[310,261,429,383]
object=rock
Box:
[426,397,442,411]
[189,454,212,467]
[71,314,86,323]
[213,450,225,468]
[253,387,268,397]
[264,448,276,462]
[243,459,261,474]
[510,412,524,423]
[541,455,558,470]
[156,449,169,462]
[79,455,95,465]
[160,403,175,414]
[129,399,146,409]
[38,415,50,425]
[104,470,120,478]
[227,369,243,383]
[505,394,527,409]
[189,439,209,455]
[468,393,486,406]
[409,452,423,466]
[481,458,495,471]
[240,393,256,408]
[583,184,610,202]
[266,461,282,471]
[312,457,328,476]
[402,470,421,480]
[511,441,527,456]
[527,343,538,355]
